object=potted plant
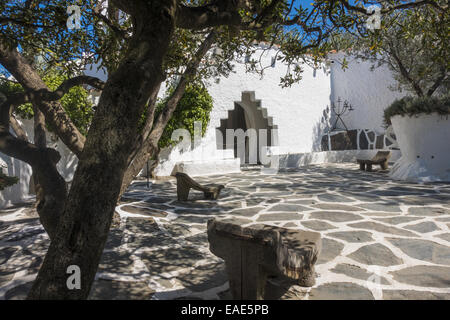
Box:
[384,95,450,182]
[337,5,449,181]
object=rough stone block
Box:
[207,218,321,300]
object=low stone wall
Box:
[278,150,401,169]
[321,129,395,151]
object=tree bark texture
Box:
[27,1,178,299]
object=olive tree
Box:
[146,82,213,177]
[334,1,449,97]
[0,0,444,299]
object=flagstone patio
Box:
[1,163,450,300]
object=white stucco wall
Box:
[155,46,332,176]
[0,119,77,208]
[1,50,410,206]
[329,53,405,133]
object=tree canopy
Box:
[0,69,94,135]
[333,1,449,97]
[1,0,447,300]
[156,82,213,150]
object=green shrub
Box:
[0,71,94,135]
[384,95,450,126]
[0,170,19,191]
[155,82,213,149]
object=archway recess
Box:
[216,91,278,165]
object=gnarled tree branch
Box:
[0,43,87,157]
[0,94,66,239]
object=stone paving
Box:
[1,163,450,300]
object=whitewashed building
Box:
[0,48,406,208]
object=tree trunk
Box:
[0,90,66,240]
[150,149,161,179]
[0,44,86,157]
[118,31,216,198]
[32,104,49,222]
[27,1,177,299]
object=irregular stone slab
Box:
[185,232,208,245]
[387,238,450,265]
[317,194,354,203]
[89,279,154,300]
[308,282,374,300]
[140,246,204,276]
[0,248,20,286]
[24,254,43,275]
[138,203,172,211]
[5,282,33,300]
[264,277,309,300]
[207,219,321,299]
[5,227,45,242]
[126,232,179,250]
[104,229,123,250]
[348,244,403,266]
[219,217,253,225]
[289,192,323,199]
[174,207,224,215]
[408,207,450,216]
[268,204,310,212]
[144,196,173,204]
[121,205,167,217]
[348,222,417,237]
[374,216,422,225]
[370,190,409,197]
[216,201,243,210]
[359,211,400,217]
[283,222,297,228]
[383,289,450,300]
[358,203,402,212]
[427,194,450,203]
[331,264,390,284]
[309,211,364,223]
[252,191,293,198]
[230,207,265,217]
[346,194,381,202]
[243,198,267,206]
[390,266,450,288]
[23,238,50,256]
[389,186,439,194]
[173,215,212,224]
[301,220,337,231]
[404,221,440,233]
[257,212,303,222]
[396,196,435,206]
[163,223,193,237]
[316,238,344,265]
[288,199,316,206]
[312,204,364,211]
[0,273,15,287]
[435,233,450,242]
[171,200,218,209]
[0,247,17,264]
[177,262,228,292]
[125,217,160,234]
[98,251,135,274]
[436,217,450,222]
[327,231,374,243]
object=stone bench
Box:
[207,218,322,300]
[174,172,224,201]
[357,150,391,172]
